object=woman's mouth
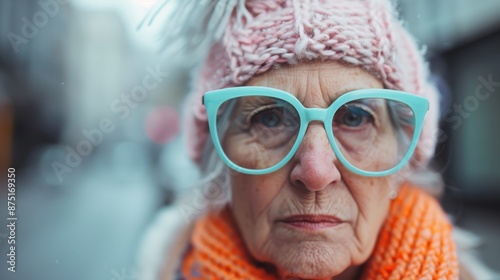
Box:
[277,215,344,230]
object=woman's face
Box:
[227,62,398,279]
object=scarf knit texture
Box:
[181,184,459,279]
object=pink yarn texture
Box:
[184,0,439,170]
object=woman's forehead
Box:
[246,62,383,107]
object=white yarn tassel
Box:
[140,0,245,62]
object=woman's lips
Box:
[278,215,344,230]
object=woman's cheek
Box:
[230,174,274,228]
[230,171,289,252]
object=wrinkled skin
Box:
[226,62,398,279]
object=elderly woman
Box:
[140,0,461,279]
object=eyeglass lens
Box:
[215,96,416,172]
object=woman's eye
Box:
[252,109,283,128]
[336,106,373,127]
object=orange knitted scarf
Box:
[181,184,459,279]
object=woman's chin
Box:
[266,242,351,279]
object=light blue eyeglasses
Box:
[202,86,428,177]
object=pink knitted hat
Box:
[183,0,439,170]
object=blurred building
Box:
[399,0,500,199]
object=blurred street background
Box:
[0,0,499,279]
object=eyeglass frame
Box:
[202,86,429,177]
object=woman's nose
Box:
[290,124,342,191]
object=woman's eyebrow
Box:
[355,98,384,107]
[243,96,276,105]
[349,98,386,113]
